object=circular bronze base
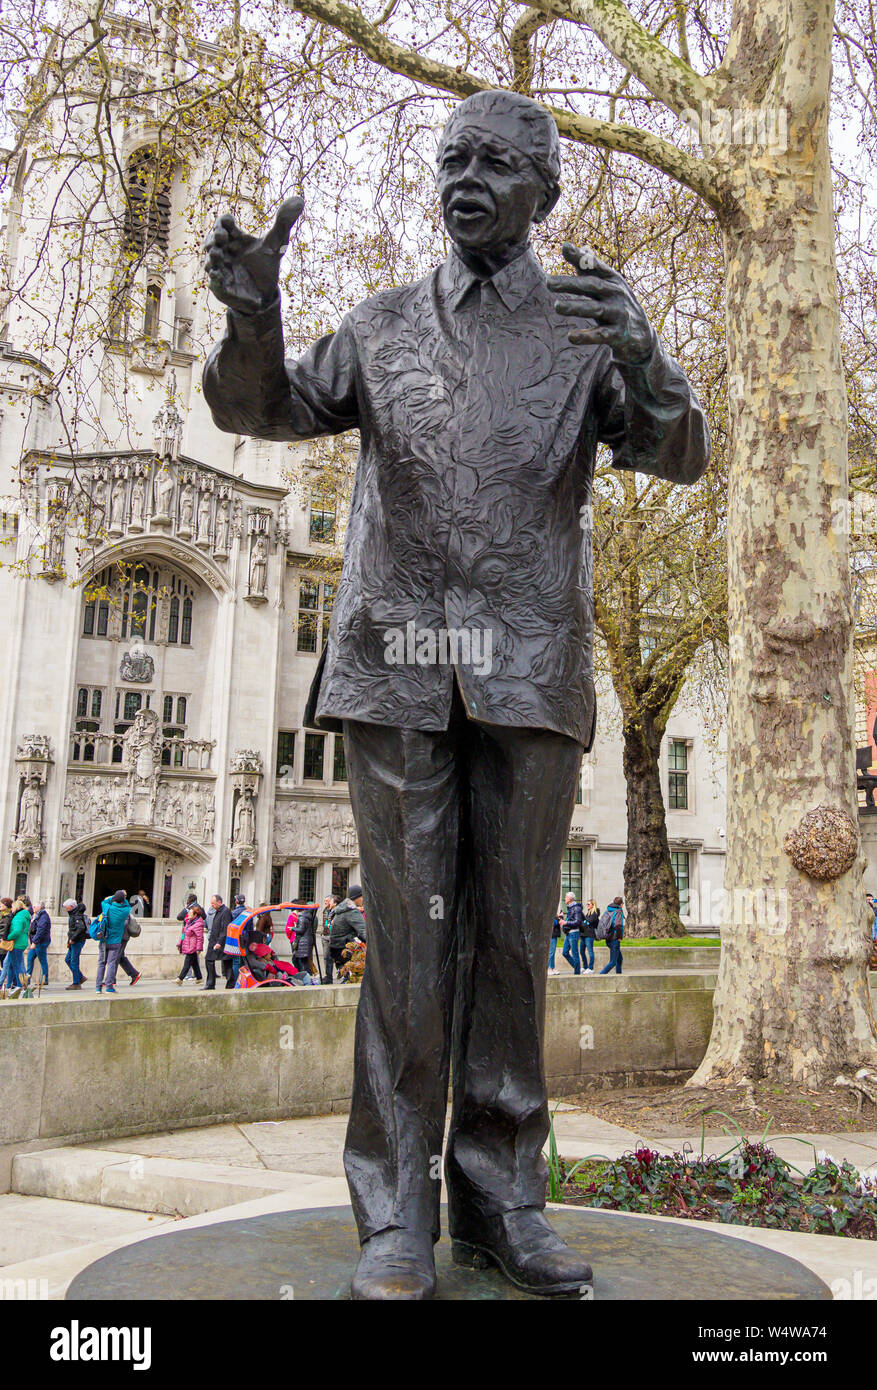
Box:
[66,1204,830,1301]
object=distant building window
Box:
[167,576,195,645]
[144,281,161,339]
[561,848,583,902]
[671,850,690,915]
[309,489,336,543]
[298,865,317,902]
[163,695,173,723]
[270,864,284,902]
[181,596,192,645]
[668,739,689,810]
[303,732,325,781]
[297,577,333,653]
[119,563,159,642]
[332,865,349,900]
[276,731,296,778]
[123,691,143,722]
[333,735,347,783]
[123,147,172,256]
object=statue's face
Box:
[436,114,550,252]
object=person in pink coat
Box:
[177,904,205,984]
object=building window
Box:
[309,488,336,543]
[668,739,689,810]
[276,731,296,778]
[14,870,28,899]
[160,691,189,767]
[76,687,102,720]
[332,865,349,900]
[82,593,110,637]
[167,575,195,645]
[297,576,333,653]
[561,848,583,902]
[298,865,317,902]
[333,735,347,783]
[575,767,583,805]
[144,280,161,339]
[163,872,173,918]
[671,850,690,915]
[270,864,284,902]
[122,147,172,256]
[303,732,325,781]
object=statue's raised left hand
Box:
[548,243,653,364]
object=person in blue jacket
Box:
[598,897,625,975]
[562,892,584,975]
[26,901,52,985]
[94,889,131,994]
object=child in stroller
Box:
[243,912,300,986]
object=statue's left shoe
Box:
[450,1206,593,1297]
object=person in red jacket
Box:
[177,904,205,984]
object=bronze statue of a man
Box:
[204,89,709,1299]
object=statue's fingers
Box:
[262,195,305,255]
[561,241,616,277]
[555,298,613,320]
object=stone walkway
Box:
[4,1102,877,1298]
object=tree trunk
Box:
[691,90,877,1085]
[622,712,686,937]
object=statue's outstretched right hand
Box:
[203,195,304,315]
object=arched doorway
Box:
[92,850,155,914]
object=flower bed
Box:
[554,1143,877,1238]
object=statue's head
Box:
[436,90,561,254]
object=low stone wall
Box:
[0,973,718,1173]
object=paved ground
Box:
[4,1102,877,1298]
[1,949,716,1004]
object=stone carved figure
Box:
[215,495,230,554]
[155,468,175,518]
[179,481,194,533]
[124,708,162,785]
[18,777,43,839]
[197,489,212,543]
[204,90,709,1300]
[232,787,255,847]
[202,801,215,845]
[249,535,268,596]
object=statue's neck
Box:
[453,238,529,279]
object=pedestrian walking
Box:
[63,897,88,989]
[561,891,584,975]
[581,899,600,974]
[177,903,205,983]
[328,886,366,983]
[548,913,562,973]
[26,900,51,985]
[94,889,131,994]
[223,894,248,987]
[291,905,318,984]
[0,896,28,995]
[204,894,232,990]
[598,896,625,975]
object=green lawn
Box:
[621,937,718,947]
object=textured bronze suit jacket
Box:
[204,246,710,746]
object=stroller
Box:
[235,902,321,989]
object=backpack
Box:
[595,910,612,941]
[89,913,108,942]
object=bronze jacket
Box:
[204,246,710,746]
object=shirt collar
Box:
[438,244,545,313]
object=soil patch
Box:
[572,1080,877,1137]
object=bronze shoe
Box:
[351,1228,437,1301]
[450,1207,593,1297]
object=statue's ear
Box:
[533,180,561,225]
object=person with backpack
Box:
[0,896,29,994]
[561,891,584,975]
[93,889,132,994]
[63,897,89,989]
[598,896,625,975]
[581,900,600,974]
[329,887,366,983]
